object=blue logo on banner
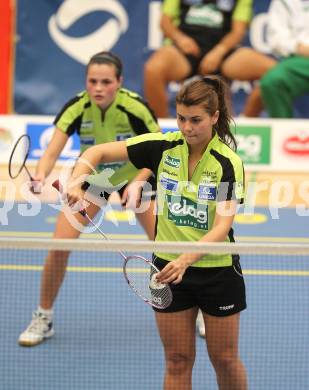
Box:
[161,127,178,134]
[27,123,80,160]
[198,184,217,200]
[160,176,178,192]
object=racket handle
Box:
[52,179,62,192]
[52,180,87,217]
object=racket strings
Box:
[124,256,172,309]
[9,135,31,179]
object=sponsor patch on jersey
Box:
[80,137,95,145]
[116,133,131,141]
[185,4,223,28]
[164,155,181,169]
[162,168,178,177]
[159,176,178,192]
[198,183,217,200]
[201,170,217,181]
[166,194,208,230]
[81,121,93,129]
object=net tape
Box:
[1,237,309,256]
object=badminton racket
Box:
[8,134,34,180]
[52,179,172,309]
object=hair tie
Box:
[202,77,220,91]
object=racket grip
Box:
[52,179,87,217]
[52,179,62,192]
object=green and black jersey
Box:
[127,131,245,268]
[162,0,252,50]
[54,88,159,187]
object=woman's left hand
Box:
[121,181,143,209]
[156,257,190,285]
[199,45,226,74]
[66,183,86,211]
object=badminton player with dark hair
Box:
[65,76,247,389]
[18,51,159,346]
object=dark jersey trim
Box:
[210,149,237,202]
[53,95,84,126]
[116,104,153,135]
[119,90,157,124]
[128,139,183,175]
[66,114,83,136]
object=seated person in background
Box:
[144,0,276,118]
[260,0,309,118]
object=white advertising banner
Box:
[1,115,309,172]
[0,116,27,165]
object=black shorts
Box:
[178,45,237,78]
[81,175,156,202]
[152,256,246,317]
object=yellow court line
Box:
[0,231,147,239]
[1,231,309,243]
[236,236,309,243]
[244,270,309,276]
[0,264,308,276]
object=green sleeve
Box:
[232,0,253,22]
[120,89,160,134]
[162,0,180,19]
[54,93,85,135]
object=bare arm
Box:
[156,200,237,284]
[160,14,200,56]
[120,168,153,207]
[216,20,248,54]
[201,20,248,73]
[296,43,309,57]
[35,128,69,179]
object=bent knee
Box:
[209,350,239,370]
[166,352,195,375]
[144,52,172,78]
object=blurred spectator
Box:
[260,0,309,118]
[144,0,276,118]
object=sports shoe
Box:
[18,311,54,346]
[196,310,205,338]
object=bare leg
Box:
[242,84,264,117]
[221,48,277,80]
[204,312,247,390]
[220,48,277,117]
[40,202,100,309]
[155,308,198,390]
[144,46,191,118]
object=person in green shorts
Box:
[260,0,309,117]
[18,51,160,347]
[66,76,247,389]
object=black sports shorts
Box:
[177,42,237,78]
[152,256,246,317]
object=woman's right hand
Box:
[174,34,200,56]
[66,183,86,211]
[29,173,45,194]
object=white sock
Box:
[38,306,53,320]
